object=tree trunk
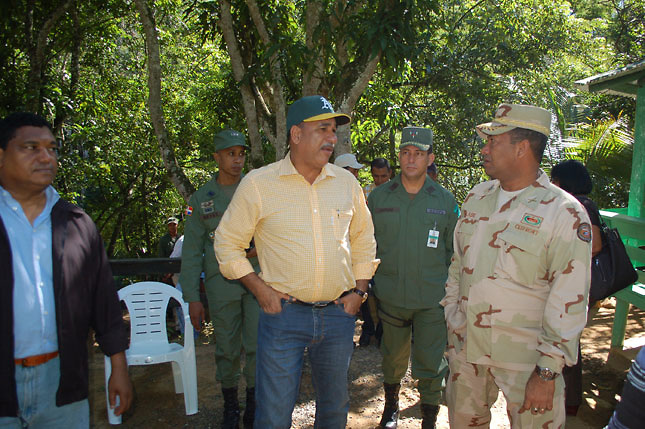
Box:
[219,0,266,167]
[134,0,195,201]
[335,52,382,155]
[24,0,73,113]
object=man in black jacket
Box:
[0,113,132,426]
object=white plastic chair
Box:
[105,281,198,424]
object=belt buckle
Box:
[312,301,331,308]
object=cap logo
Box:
[320,97,333,112]
[409,130,418,138]
[496,105,512,118]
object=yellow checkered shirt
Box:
[214,154,379,302]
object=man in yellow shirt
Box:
[214,95,379,428]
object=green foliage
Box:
[0,0,641,256]
[558,116,633,209]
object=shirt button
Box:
[35,255,40,260]
[313,209,317,213]
[12,206,17,211]
[39,282,44,287]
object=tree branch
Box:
[335,52,382,154]
[25,0,73,112]
[303,0,324,95]
[218,0,265,166]
[245,0,286,159]
[134,0,195,201]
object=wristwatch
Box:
[351,288,368,303]
[535,366,559,381]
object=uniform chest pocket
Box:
[455,220,476,247]
[373,207,400,247]
[497,225,545,286]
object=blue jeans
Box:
[0,357,89,429]
[254,300,356,429]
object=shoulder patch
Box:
[185,206,193,216]
[577,222,592,243]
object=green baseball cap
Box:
[286,95,351,131]
[476,104,551,139]
[213,129,249,152]
[400,127,433,152]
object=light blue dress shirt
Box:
[0,185,60,358]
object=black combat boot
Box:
[379,382,400,428]
[221,387,240,429]
[242,387,255,429]
[420,403,439,429]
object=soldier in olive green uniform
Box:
[180,130,259,429]
[368,127,459,428]
[158,216,180,257]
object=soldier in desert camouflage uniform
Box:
[441,104,592,428]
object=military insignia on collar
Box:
[208,231,215,241]
[201,200,214,214]
[521,213,543,228]
[577,222,592,243]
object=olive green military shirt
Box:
[368,174,459,309]
[158,232,179,257]
[179,173,258,302]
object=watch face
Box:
[537,366,556,380]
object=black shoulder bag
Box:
[589,221,638,303]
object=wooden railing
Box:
[599,210,645,349]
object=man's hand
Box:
[108,352,133,416]
[339,292,362,315]
[239,272,286,314]
[189,301,205,331]
[340,279,369,315]
[245,247,258,259]
[519,371,555,415]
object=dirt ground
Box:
[88,299,644,428]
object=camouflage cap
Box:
[214,129,248,152]
[476,104,551,139]
[286,95,351,131]
[400,127,433,152]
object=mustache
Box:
[322,143,334,151]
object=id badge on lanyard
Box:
[427,221,439,248]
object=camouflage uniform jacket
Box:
[441,170,591,373]
[180,173,258,302]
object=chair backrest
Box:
[118,281,186,348]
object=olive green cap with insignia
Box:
[213,129,249,152]
[400,127,433,152]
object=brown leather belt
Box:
[14,351,59,367]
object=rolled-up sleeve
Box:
[214,176,259,280]
[348,181,379,280]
